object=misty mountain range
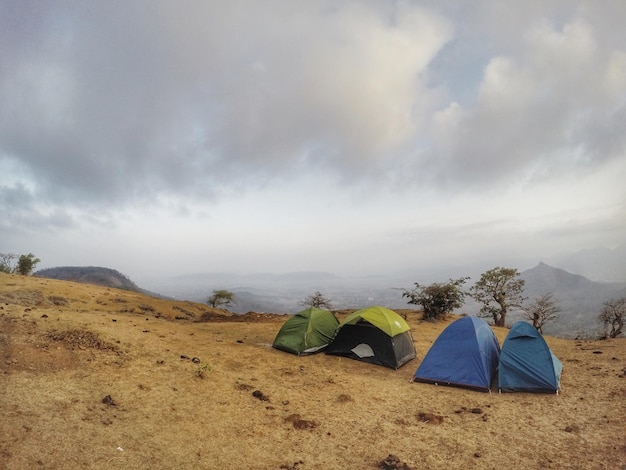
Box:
[35,245,626,338]
[513,263,624,337]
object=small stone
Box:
[102,395,116,406]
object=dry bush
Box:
[43,329,121,353]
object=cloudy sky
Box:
[1,0,625,282]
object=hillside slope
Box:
[1,273,624,469]
[35,266,169,300]
[36,266,143,291]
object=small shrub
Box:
[195,363,211,379]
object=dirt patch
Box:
[284,414,318,430]
[235,382,255,391]
[43,329,121,353]
[417,412,444,424]
[336,393,353,403]
[197,311,286,323]
[47,296,69,306]
[279,461,304,470]
[0,289,45,307]
[0,317,86,373]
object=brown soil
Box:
[1,273,625,469]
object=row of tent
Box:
[272,306,562,393]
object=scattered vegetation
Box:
[0,252,40,275]
[470,267,525,326]
[401,277,469,321]
[195,362,212,379]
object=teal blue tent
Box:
[412,316,500,392]
[498,321,562,393]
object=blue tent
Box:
[412,316,500,392]
[498,321,562,393]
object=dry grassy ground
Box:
[1,273,624,470]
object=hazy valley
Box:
[32,246,626,339]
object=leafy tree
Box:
[599,297,625,338]
[522,292,561,334]
[300,291,333,310]
[207,289,235,309]
[470,267,525,327]
[401,277,469,321]
[0,253,18,273]
[15,253,40,276]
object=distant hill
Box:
[35,266,150,295]
[522,262,593,291]
[518,262,626,337]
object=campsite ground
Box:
[1,273,625,469]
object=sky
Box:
[1,0,625,283]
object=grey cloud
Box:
[0,183,75,236]
[1,0,624,216]
[1,1,454,207]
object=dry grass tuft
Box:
[43,329,121,352]
[284,413,318,430]
[416,412,445,424]
[336,393,353,403]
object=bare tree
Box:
[300,291,333,310]
[599,297,626,338]
[0,252,18,273]
[522,293,561,334]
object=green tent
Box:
[272,307,339,356]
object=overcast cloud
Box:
[1,0,625,281]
